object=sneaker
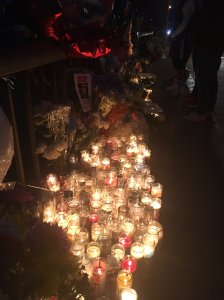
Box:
[182,111,206,122]
[184,94,198,108]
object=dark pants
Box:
[193,48,222,113]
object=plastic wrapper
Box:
[0,107,14,183]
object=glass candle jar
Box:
[76,228,89,245]
[130,242,144,259]
[111,244,126,260]
[121,288,138,300]
[101,157,110,170]
[43,204,56,224]
[87,241,101,259]
[118,205,129,221]
[79,254,92,277]
[150,198,162,220]
[67,197,80,213]
[56,212,68,229]
[98,233,112,258]
[122,218,135,236]
[141,192,152,206]
[151,183,163,198]
[142,175,155,191]
[91,257,107,293]
[89,211,100,223]
[129,202,145,222]
[118,234,132,248]
[67,220,80,240]
[92,188,102,201]
[117,270,133,297]
[71,241,85,257]
[46,173,60,191]
[105,170,118,187]
[92,143,101,155]
[91,223,103,242]
[146,225,160,246]
[142,234,156,258]
[147,220,163,240]
[81,150,91,162]
[122,255,137,272]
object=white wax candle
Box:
[121,288,138,300]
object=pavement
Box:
[133,57,224,300]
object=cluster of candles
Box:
[44,134,163,299]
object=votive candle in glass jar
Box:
[111,244,126,260]
[142,234,156,258]
[46,173,60,191]
[92,188,102,201]
[151,183,163,198]
[117,270,133,297]
[87,241,101,259]
[76,228,89,245]
[90,199,102,210]
[143,175,155,191]
[118,234,132,248]
[105,170,118,187]
[67,197,80,213]
[118,205,129,221]
[143,148,151,160]
[129,202,144,222]
[122,218,135,236]
[91,223,103,241]
[92,143,100,155]
[121,288,138,300]
[98,233,112,258]
[91,257,107,292]
[147,225,159,245]
[141,192,152,206]
[122,255,137,272]
[150,197,162,220]
[147,220,163,240]
[130,242,144,259]
[89,211,100,224]
[43,205,56,223]
[79,206,89,227]
[80,254,92,277]
[56,212,68,229]
[67,220,80,240]
[71,241,85,257]
[101,157,110,170]
[81,150,91,163]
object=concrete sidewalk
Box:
[134,58,224,300]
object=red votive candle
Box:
[89,212,100,223]
[122,255,137,273]
[118,234,132,248]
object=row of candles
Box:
[44,134,164,299]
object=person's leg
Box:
[196,49,222,114]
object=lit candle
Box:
[135,154,144,165]
[142,234,156,258]
[111,220,122,242]
[122,218,135,236]
[118,234,132,248]
[130,242,144,259]
[101,157,110,170]
[43,207,56,223]
[151,183,163,198]
[92,188,102,201]
[121,288,138,300]
[143,148,151,159]
[148,220,163,240]
[71,241,85,257]
[141,192,152,206]
[92,257,107,288]
[147,226,159,245]
[89,212,100,223]
[117,270,133,297]
[111,243,126,260]
[151,197,162,220]
[81,150,91,162]
[86,242,101,259]
[105,170,118,187]
[56,212,68,229]
[46,173,60,191]
[122,255,137,272]
[76,228,89,245]
[92,143,100,154]
[91,223,103,241]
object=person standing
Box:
[167,0,200,96]
[183,0,224,121]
